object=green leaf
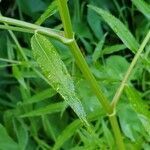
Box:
[102,44,126,55]
[53,110,105,150]
[92,34,106,62]
[35,0,58,25]
[53,119,81,150]
[12,66,27,90]
[125,86,150,118]
[13,120,28,150]
[31,33,87,124]
[105,55,129,80]
[132,0,150,19]
[87,7,103,39]
[88,5,139,53]
[42,116,56,141]
[22,88,56,105]
[118,104,144,141]
[16,0,46,17]
[0,124,19,150]
[20,102,65,117]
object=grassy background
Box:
[0,0,150,149]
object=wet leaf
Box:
[31,33,88,124]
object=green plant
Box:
[0,0,150,149]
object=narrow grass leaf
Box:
[92,34,106,62]
[53,110,105,150]
[13,120,28,150]
[22,88,56,105]
[7,37,15,60]
[88,5,139,53]
[132,0,150,19]
[125,85,150,118]
[12,66,27,89]
[31,33,87,124]
[53,119,81,150]
[35,0,58,25]
[20,102,65,117]
[42,116,56,141]
[102,44,126,55]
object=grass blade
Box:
[35,0,58,25]
[53,110,105,150]
[102,44,126,55]
[53,119,81,150]
[92,34,106,62]
[22,88,56,105]
[20,102,65,117]
[31,33,88,124]
[88,5,139,53]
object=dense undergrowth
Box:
[0,0,150,149]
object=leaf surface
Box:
[20,102,65,117]
[31,33,87,124]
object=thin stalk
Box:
[111,30,150,109]
[0,15,47,30]
[0,16,71,44]
[0,25,33,33]
[0,58,21,64]
[6,24,28,61]
[57,0,111,113]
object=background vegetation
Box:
[0,0,150,149]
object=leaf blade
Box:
[31,33,87,124]
[20,102,65,117]
[88,5,139,53]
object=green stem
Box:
[0,25,34,33]
[57,0,73,38]
[57,0,111,113]
[109,115,125,150]
[0,16,71,44]
[57,0,125,149]
[111,30,150,109]
[5,24,28,61]
[68,41,111,113]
